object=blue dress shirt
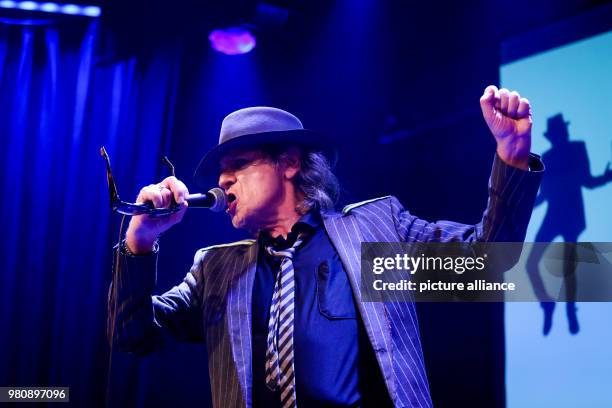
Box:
[251,212,392,407]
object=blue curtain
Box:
[0,19,180,405]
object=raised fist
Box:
[480,85,532,170]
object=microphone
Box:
[185,188,227,212]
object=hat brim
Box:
[194,129,337,187]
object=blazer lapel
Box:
[222,214,397,405]
[225,241,258,406]
[322,212,396,399]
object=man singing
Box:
[108,85,543,407]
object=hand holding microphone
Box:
[125,177,226,254]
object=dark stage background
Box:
[1,1,610,407]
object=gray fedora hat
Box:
[194,106,336,187]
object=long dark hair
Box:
[264,144,340,214]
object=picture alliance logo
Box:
[371,253,488,275]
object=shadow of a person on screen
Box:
[526,113,612,336]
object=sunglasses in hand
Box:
[100,146,182,217]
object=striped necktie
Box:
[265,234,304,408]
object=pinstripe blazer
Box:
[108,154,542,408]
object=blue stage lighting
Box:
[60,4,80,15]
[81,5,99,17]
[17,1,37,10]
[0,1,100,17]
[39,2,58,12]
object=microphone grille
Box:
[208,188,227,212]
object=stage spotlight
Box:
[60,4,80,15]
[17,1,37,10]
[206,2,290,56]
[0,1,100,17]
[39,2,59,12]
[81,5,98,17]
[209,27,256,55]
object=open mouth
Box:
[226,193,237,214]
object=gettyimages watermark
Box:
[360,242,612,302]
